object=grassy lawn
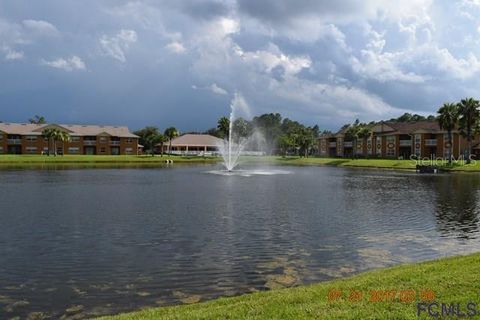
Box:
[264,157,418,170]
[2,154,480,172]
[0,154,220,164]
[99,253,480,320]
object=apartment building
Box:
[319,120,478,159]
[0,123,139,155]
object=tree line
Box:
[134,113,321,157]
[437,98,480,164]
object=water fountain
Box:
[217,106,247,171]
[208,93,291,177]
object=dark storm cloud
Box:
[236,0,368,24]
[1,0,480,131]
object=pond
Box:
[1,164,480,318]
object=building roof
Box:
[372,120,443,135]
[0,122,138,138]
[163,134,223,147]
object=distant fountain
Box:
[210,92,291,177]
[217,93,249,171]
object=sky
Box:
[1,0,480,131]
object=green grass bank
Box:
[98,253,480,320]
[1,155,480,171]
[0,154,219,165]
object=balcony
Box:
[399,139,412,146]
[7,139,22,145]
[110,141,121,146]
[328,142,337,148]
[425,139,437,146]
[84,140,97,146]
[344,141,353,147]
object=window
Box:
[126,138,133,143]
[100,147,106,153]
[68,147,80,154]
[25,135,38,141]
[386,149,395,156]
[25,147,37,154]
[386,136,395,143]
[99,136,108,143]
[111,147,120,155]
[0,146,3,153]
[70,136,81,142]
[0,135,3,141]
[125,147,133,155]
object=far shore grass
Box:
[1,154,480,171]
[98,252,480,320]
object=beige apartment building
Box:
[319,120,478,159]
[0,123,139,155]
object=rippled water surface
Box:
[1,165,480,318]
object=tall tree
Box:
[296,127,316,158]
[134,126,163,155]
[457,98,480,163]
[29,115,46,124]
[437,103,459,165]
[232,117,252,143]
[42,128,62,156]
[144,134,164,156]
[164,127,179,154]
[345,119,361,159]
[58,131,71,155]
[252,113,282,154]
[217,117,230,139]
[277,134,294,157]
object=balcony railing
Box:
[84,140,97,146]
[328,142,337,147]
[425,139,437,146]
[399,140,412,146]
[7,139,22,145]
[110,141,121,146]
[344,141,353,147]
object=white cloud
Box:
[99,29,137,62]
[42,55,86,71]
[191,83,228,95]
[219,18,239,35]
[209,83,228,95]
[238,43,311,76]
[5,49,24,61]
[165,41,186,53]
[22,19,59,36]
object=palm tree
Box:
[29,115,46,124]
[217,117,230,139]
[157,134,168,157]
[42,128,62,156]
[345,119,361,159]
[437,103,459,165]
[457,98,480,164]
[58,131,71,156]
[164,127,179,154]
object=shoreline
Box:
[1,155,480,172]
[97,252,480,320]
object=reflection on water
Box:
[0,165,480,318]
